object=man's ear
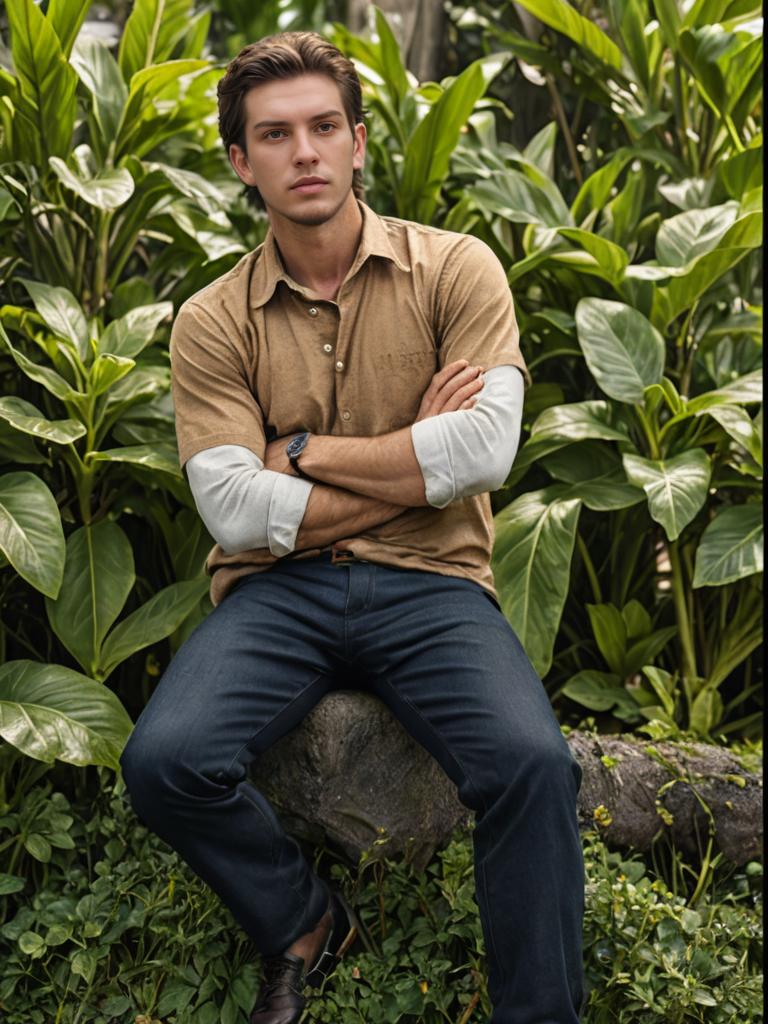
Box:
[229,142,257,187]
[352,121,367,172]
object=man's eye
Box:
[316,123,335,132]
[265,130,284,140]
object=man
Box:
[119,30,586,1024]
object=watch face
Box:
[286,433,306,456]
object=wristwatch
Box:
[286,431,318,482]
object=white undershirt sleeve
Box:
[185,445,313,557]
[410,364,525,509]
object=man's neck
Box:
[269,193,364,301]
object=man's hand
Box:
[414,359,485,422]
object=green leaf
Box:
[651,213,762,328]
[693,504,763,587]
[587,603,626,675]
[0,323,83,402]
[689,684,722,736]
[89,354,136,396]
[99,579,208,678]
[641,666,677,717]
[624,627,678,676]
[49,157,134,211]
[19,278,89,359]
[88,443,181,477]
[531,400,630,442]
[706,405,762,465]
[492,489,581,677]
[401,58,488,223]
[557,228,629,285]
[0,472,65,598]
[19,930,46,954]
[684,369,762,414]
[576,299,665,403]
[623,449,711,541]
[561,670,625,710]
[70,36,128,145]
[99,302,172,358]
[118,0,193,82]
[0,660,132,768]
[656,202,740,267]
[71,949,97,982]
[0,873,25,895]
[45,522,135,676]
[116,59,208,157]
[551,473,645,511]
[374,7,410,104]
[0,396,85,444]
[5,0,78,160]
[47,0,92,57]
[513,0,623,68]
[622,599,652,639]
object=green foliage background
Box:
[0,0,763,1020]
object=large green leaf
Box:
[684,369,762,414]
[19,278,89,360]
[557,228,629,285]
[0,472,65,598]
[49,157,135,212]
[45,522,135,676]
[693,504,763,587]
[98,302,172,358]
[492,489,581,677]
[513,0,623,68]
[651,212,762,328]
[0,396,85,444]
[587,603,626,675]
[401,58,489,223]
[47,0,92,57]
[575,298,665,403]
[88,443,181,477]
[0,660,132,769]
[88,354,136,396]
[118,0,192,82]
[561,670,637,715]
[0,322,83,402]
[530,400,631,443]
[70,36,128,146]
[116,59,208,157]
[705,405,762,465]
[98,578,208,679]
[623,449,711,540]
[5,0,78,161]
[655,202,739,267]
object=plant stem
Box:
[667,540,699,698]
[576,532,602,603]
[545,74,583,186]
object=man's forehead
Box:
[244,73,343,121]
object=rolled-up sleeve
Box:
[411,365,524,508]
[186,445,313,557]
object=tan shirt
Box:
[170,200,529,606]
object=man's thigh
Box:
[121,564,350,785]
[350,566,575,812]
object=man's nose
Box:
[292,129,320,164]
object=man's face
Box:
[228,72,366,227]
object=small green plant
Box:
[0,774,762,1023]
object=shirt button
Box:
[323,343,333,353]
[308,306,319,317]
[342,410,351,421]
[335,360,344,372]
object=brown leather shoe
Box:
[249,952,307,1024]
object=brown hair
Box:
[217,31,366,209]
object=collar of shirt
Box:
[249,199,411,309]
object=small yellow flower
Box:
[419,979,429,993]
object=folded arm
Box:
[187,364,524,556]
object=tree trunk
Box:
[250,691,762,871]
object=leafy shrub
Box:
[0,774,762,1023]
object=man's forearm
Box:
[299,427,429,506]
[294,480,406,551]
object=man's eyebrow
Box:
[251,109,344,131]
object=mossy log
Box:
[250,691,762,872]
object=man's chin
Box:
[269,191,348,227]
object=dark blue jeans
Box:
[120,553,585,1022]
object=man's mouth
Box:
[291,178,328,194]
